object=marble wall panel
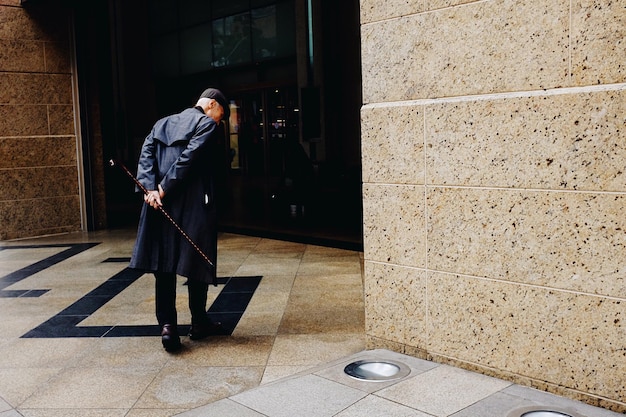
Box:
[427,271,625,402]
[0,5,69,41]
[360,0,425,25]
[571,0,626,85]
[0,4,36,39]
[361,0,569,103]
[42,73,73,104]
[48,105,75,135]
[0,105,48,136]
[361,0,626,410]
[0,39,45,72]
[361,104,424,184]
[0,4,80,241]
[0,73,72,105]
[363,184,426,267]
[1,166,78,200]
[0,5,38,39]
[425,89,626,191]
[364,261,428,347]
[0,195,81,240]
[0,137,77,169]
[44,41,71,74]
[426,0,481,9]
[427,187,626,298]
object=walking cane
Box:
[109,159,217,285]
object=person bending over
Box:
[129,88,229,352]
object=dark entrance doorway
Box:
[67,0,362,250]
[218,86,361,250]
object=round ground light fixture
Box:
[343,359,411,381]
[508,406,584,417]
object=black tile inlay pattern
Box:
[0,243,99,298]
[4,245,262,338]
[22,269,262,338]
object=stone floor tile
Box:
[235,256,302,276]
[18,367,160,409]
[449,391,535,417]
[267,333,366,366]
[278,294,364,334]
[167,335,274,367]
[0,338,96,368]
[501,385,624,417]
[0,410,24,417]
[174,398,266,417]
[133,365,264,410]
[260,365,319,384]
[0,368,61,407]
[296,259,363,276]
[0,397,12,413]
[232,310,284,336]
[69,337,172,369]
[376,364,512,417]
[335,395,432,417]
[0,311,55,338]
[251,239,307,253]
[125,409,187,417]
[231,374,366,417]
[18,409,128,417]
[290,273,363,291]
[244,291,290,313]
[251,273,296,293]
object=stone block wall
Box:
[0,1,81,239]
[361,0,625,412]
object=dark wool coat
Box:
[129,107,219,284]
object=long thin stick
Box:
[109,159,215,270]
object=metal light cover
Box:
[343,359,411,381]
[508,406,584,417]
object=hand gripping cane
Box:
[109,159,217,285]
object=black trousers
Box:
[155,272,209,327]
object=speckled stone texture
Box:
[0,4,79,240]
[361,0,626,412]
[362,184,426,267]
[361,1,570,102]
[571,0,626,85]
[361,104,425,185]
[426,91,626,191]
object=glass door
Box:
[229,91,266,175]
[220,86,305,231]
[228,87,299,177]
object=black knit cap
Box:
[200,88,230,119]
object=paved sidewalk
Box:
[176,349,623,417]
[0,229,621,417]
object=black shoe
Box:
[161,324,181,352]
[188,321,225,340]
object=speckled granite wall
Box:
[361,0,625,412]
[0,3,81,240]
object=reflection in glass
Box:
[252,6,276,60]
[212,12,251,67]
[252,3,295,62]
